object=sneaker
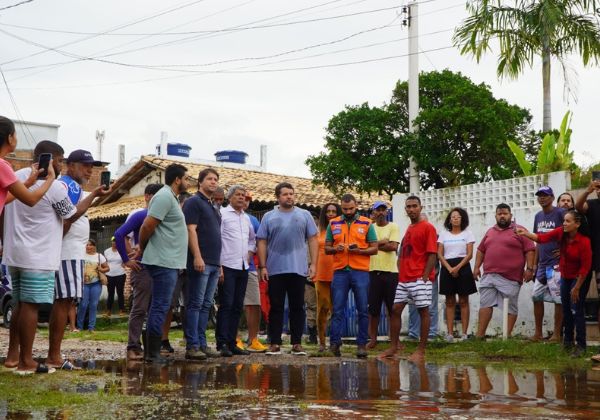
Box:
[220,344,233,357]
[236,338,246,350]
[571,346,586,358]
[199,346,220,358]
[247,338,268,353]
[445,334,454,343]
[291,344,307,356]
[330,344,341,357]
[185,348,207,361]
[231,345,250,356]
[356,345,368,359]
[265,345,282,355]
[461,334,469,341]
[161,340,175,353]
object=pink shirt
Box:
[0,158,18,215]
[478,224,535,283]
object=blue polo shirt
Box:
[182,191,222,266]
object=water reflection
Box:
[93,359,600,418]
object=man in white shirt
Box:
[46,149,110,370]
[215,185,256,357]
[2,141,71,373]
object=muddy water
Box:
[75,359,600,418]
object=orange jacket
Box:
[329,215,373,271]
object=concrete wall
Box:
[392,171,571,337]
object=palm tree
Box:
[453,0,600,132]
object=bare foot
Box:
[3,360,18,369]
[528,335,543,342]
[408,350,425,363]
[366,339,377,350]
[378,347,399,359]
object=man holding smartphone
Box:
[2,141,71,373]
[46,149,110,370]
[325,194,378,358]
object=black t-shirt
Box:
[586,198,600,271]
[182,192,222,266]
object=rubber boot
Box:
[145,334,169,364]
[141,328,147,359]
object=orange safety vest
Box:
[329,215,373,271]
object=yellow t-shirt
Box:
[369,222,400,273]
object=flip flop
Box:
[55,360,81,371]
[1,365,17,371]
[14,363,56,375]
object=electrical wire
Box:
[0,0,35,12]
[0,65,36,147]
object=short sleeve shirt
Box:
[182,192,222,266]
[2,168,76,270]
[533,207,565,271]
[370,222,400,273]
[142,186,188,269]
[399,221,438,282]
[256,206,318,277]
[0,158,17,215]
[438,229,476,259]
[477,224,536,282]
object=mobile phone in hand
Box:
[593,171,600,181]
[100,171,111,189]
[37,153,52,179]
[348,244,358,250]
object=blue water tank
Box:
[165,143,191,158]
[215,150,248,164]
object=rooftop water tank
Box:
[215,150,248,164]
[156,143,192,158]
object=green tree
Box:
[306,70,539,196]
[453,0,600,132]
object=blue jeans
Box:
[561,278,586,349]
[184,263,220,349]
[145,265,178,337]
[77,281,102,331]
[216,267,248,349]
[408,280,439,338]
[330,270,369,346]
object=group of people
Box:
[2,112,600,374]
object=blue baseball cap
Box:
[371,201,388,210]
[535,186,554,196]
[66,149,102,166]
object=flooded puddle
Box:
[3,359,600,418]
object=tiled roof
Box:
[88,155,386,221]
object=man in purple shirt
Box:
[530,186,565,342]
[474,203,536,338]
[113,183,163,361]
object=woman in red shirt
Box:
[517,210,591,356]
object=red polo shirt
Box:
[537,227,592,279]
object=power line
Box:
[0,0,35,12]
[0,65,36,147]
[6,44,455,90]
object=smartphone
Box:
[100,171,111,189]
[37,153,52,179]
[348,244,358,250]
[593,171,600,181]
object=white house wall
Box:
[392,171,571,337]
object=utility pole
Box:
[407,1,420,193]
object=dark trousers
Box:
[216,267,249,350]
[561,278,587,349]
[268,273,306,345]
[106,274,126,312]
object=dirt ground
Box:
[0,327,365,365]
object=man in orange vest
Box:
[325,194,378,358]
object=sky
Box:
[1,0,599,179]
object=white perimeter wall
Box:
[392,171,571,337]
